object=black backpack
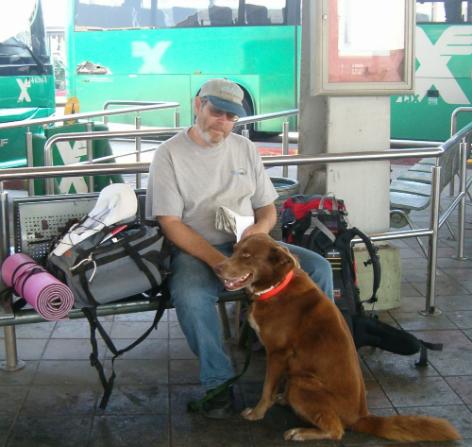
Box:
[281,194,443,366]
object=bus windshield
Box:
[0,0,49,70]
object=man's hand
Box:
[241,204,277,240]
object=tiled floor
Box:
[1,172,472,447]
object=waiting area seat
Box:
[389,141,467,256]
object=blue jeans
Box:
[168,241,333,390]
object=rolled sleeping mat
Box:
[1,253,74,321]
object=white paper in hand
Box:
[215,206,254,242]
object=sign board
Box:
[311,0,415,95]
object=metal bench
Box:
[0,191,244,371]
[389,139,466,256]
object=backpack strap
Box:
[337,227,381,305]
[83,289,168,409]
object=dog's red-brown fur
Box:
[215,233,460,442]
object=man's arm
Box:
[241,203,277,240]
[158,215,226,268]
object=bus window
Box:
[75,0,156,29]
[244,1,286,25]
[416,0,471,23]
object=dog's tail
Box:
[351,414,460,442]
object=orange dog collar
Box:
[255,270,295,301]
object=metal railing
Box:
[43,128,183,194]
[2,140,468,315]
[39,109,299,194]
[0,101,181,193]
[0,127,470,370]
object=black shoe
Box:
[188,386,235,419]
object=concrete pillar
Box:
[298,0,390,233]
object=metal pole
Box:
[135,114,142,189]
[0,190,24,371]
[44,140,54,195]
[455,138,468,260]
[421,165,441,316]
[174,109,180,128]
[86,122,94,192]
[282,120,289,178]
[242,126,249,139]
[26,127,35,196]
[1,326,25,372]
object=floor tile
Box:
[445,376,472,405]
[169,339,196,360]
[41,339,106,360]
[103,338,168,360]
[6,416,92,447]
[445,311,472,330]
[413,330,472,376]
[113,358,169,385]
[379,376,462,407]
[33,360,101,387]
[0,411,15,447]
[169,359,200,385]
[20,385,98,416]
[0,339,48,361]
[51,320,111,338]
[110,320,169,339]
[391,312,458,331]
[98,384,169,415]
[0,361,38,386]
[89,414,169,447]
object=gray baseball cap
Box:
[198,78,246,117]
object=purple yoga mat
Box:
[1,253,74,321]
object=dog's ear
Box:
[268,246,297,268]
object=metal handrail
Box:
[43,128,182,194]
[1,137,467,318]
[234,109,298,127]
[102,100,181,128]
[0,102,180,131]
[0,147,446,316]
[451,106,472,136]
[40,109,300,193]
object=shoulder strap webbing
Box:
[336,227,381,305]
[83,290,168,409]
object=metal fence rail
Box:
[0,143,461,317]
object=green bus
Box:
[0,0,55,168]
[67,0,471,141]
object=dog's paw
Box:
[284,428,305,441]
[241,407,263,421]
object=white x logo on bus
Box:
[414,26,472,104]
[17,78,32,103]
[132,41,171,73]
[55,141,88,193]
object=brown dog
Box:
[214,233,460,442]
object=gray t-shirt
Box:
[145,129,278,245]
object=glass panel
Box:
[0,0,48,66]
[328,0,406,83]
[245,0,286,25]
[416,1,470,23]
[158,0,207,27]
[201,1,239,27]
[75,0,154,29]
